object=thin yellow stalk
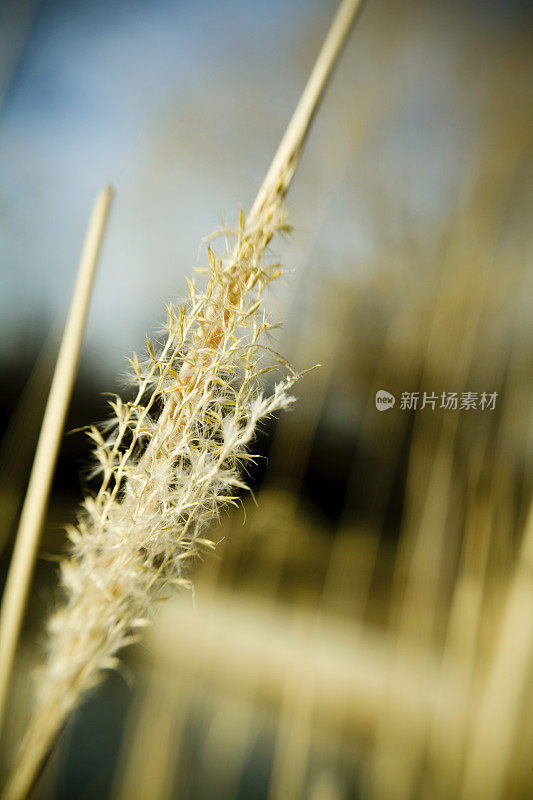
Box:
[113,680,183,800]
[459,498,533,800]
[249,0,366,221]
[267,607,317,800]
[0,185,114,733]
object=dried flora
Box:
[6,192,301,800]
[45,202,298,711]
[2,2,364,797]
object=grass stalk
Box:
[459,499,533,800]
[0,185,113,735]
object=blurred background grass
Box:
[0,0,532,798]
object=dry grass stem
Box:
[0,185,114,734]
[2,3,364,798]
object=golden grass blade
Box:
[0,185,114,733]
[113,680,183,800]
[267,607,316,800]
[459,498,533,800]
[249,0,365,221]
[427,488,493,796]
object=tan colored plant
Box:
[1,2,365,798]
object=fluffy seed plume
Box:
[2,2,364,798]
[4,197,298,800]
[45,200,298,708]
